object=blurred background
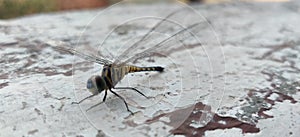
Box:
[0,0,289,19]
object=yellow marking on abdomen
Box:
[128,66,162,73]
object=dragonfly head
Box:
[87,75,106,95]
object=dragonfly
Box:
[47,8,202,115]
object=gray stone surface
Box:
[1,1,300,137]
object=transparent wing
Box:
[113,8,187,65]
[46,40,112,65]
[112,8,205,66]
[120,22,203,65]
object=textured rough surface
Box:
[1,1,300,137]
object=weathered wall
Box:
[0,1,300,137]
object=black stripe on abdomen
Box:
[129,66,164,73]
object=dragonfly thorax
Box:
[87,75,107,95]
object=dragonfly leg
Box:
[72,94,97,104]
[86,101,105,112]
[103,90,108,102]
[114,87,149,99]
[86,90,107,112]
[110,89,134,115]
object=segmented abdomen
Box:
[104,65,164,87]
[128,66,164,73]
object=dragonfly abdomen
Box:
[108,65,164,87]
[128,66,164,73]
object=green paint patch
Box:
[0,0,57,19]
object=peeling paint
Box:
[1,1,300,137]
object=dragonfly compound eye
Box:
[94,75,106,93]
[86,75,107,95]
[87,79,94,89]
[86,76,101,95]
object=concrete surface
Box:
[0,1,300,137]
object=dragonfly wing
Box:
[111,8,200,66]
[112,8,206,66]
[46,40,113,65]
[120,22,204,65]
[112,8,187,65]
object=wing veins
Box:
[114,8,187,65]
[47,41,112,65]
[122,22,202,64]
